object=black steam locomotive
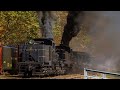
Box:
[17,38,73,77]
[0,38,91,77]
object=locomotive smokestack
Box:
[61,11,85,46]
[37,11,55,39]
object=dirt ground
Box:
[1,74,119,79]
[0,74,84,79]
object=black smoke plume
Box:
[61,11,85,46]
[37,11,55,39]
[70,11,120,73]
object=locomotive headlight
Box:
[29,40,35,44]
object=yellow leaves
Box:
[70,23,92,51]
[0,11,92,48]
[53,11,92,48]
[54,35,62,45]
[0,11,39,45]
[53,11,68,45]
[0,26,5,34]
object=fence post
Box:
[102,74,106,79]
[84,68,88,79]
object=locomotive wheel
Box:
[23,70,32,78]
[23,72,28,78]
[28,71,32,77]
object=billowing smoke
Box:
[37,11,120,73]
[37,11,55,39]
[61,11,85,46]
[82,11,120,72]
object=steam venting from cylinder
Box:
[61,11,85,47]
[37,11,55,40]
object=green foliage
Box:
[0,11,40,45]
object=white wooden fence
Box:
[84,68,120,79]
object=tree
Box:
[53,11,68,45]
[0,11,40,45]
[0,11,92,51]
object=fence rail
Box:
[84,68,120,79]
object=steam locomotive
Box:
[0,38,91,78]
[17,38,73,77]
[0,38,73,77]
